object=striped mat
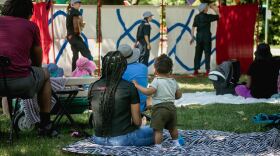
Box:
[62,128,280,155]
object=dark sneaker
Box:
[204,70,210,77]
[38,123,59,137]
[193,70,199,76]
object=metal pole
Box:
[160,0,164,54]
[265,0,268,43]
[256,0,260,46]
[51,0,55,63]
[97,0,101,76]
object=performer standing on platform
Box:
[190,3,220,76]
[135,11,153,66]
[66,0,93,71]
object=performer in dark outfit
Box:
[135,11,153,66]
[66,0,93,71]
[190,3,220,76]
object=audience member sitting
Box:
[235,43,280,99]
[47,63,64,77]
[88,51,154,146]
[118,44,148,112]
[0,0,57,137]
[72,57,96,77]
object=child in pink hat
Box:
[72,57,96,77]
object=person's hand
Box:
[147,44,151,50]
[132,80,138,87]
[67,35,73,40]
[134,42,138,48]
[82,22,86,27]
[209,3,216,9]
[190,38,195,45]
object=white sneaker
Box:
[155,144,167,152]
[172,140,181,147]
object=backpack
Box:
[208,60,241,95]
[136,21,145,42]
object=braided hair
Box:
[154,54,173,74]
[99,51,127,135]
[1,0,33,19]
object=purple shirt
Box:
[0,16,41,78]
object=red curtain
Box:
[31,2,52,64]
[216,4,258,73]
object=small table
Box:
[52,88,83,128]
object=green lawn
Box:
[0,76,279,156]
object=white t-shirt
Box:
[150,77,179,105]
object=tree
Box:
[102,0,123,5]
[268,0,280,45]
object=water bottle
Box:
[178,136,185,146]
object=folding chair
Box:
[0,56,28,143]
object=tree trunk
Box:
[102,0,123,5]
[133,0,140,5]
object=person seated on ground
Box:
[133,54,183,149]
[271,69,280,98]
[72,57,96,77]
[235,43,280,99]
[118,44,148,112]
[0,0,57,137]
[88,51,154,146]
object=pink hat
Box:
[72,57,96,77]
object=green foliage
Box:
[268,0,280,45]
[0,5,3,15]
[257,0,280,45]
[1,76,280,155]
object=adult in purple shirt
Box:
[0,0,56,137]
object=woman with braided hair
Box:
[88,51,154,146]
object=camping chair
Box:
[0,56,29,143]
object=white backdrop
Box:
[48,5,97,76]
[47,5,218,75]
[101,5,160,73]
[166,6,217,74]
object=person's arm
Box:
[175,89,182,100]
[30,46,43,67]
[144,35,151,50]
[131,103,142,127]
[210,3,220,17]
[30,24,43,67]
[246,76,252,88]
[132,80,156,96]
[175,81,182,99]
[190,16,198,45]
[143,24,151,50]
[73,16,81,34]
[190,27,196,45]
[130,83,142,127]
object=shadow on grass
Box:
[177,103,280,133]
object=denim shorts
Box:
[92,126,154,146]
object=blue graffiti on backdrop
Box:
[167,9,216,71]
[116,9,160,66]
[48,10,89,64]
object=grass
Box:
[1,75,280,155]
